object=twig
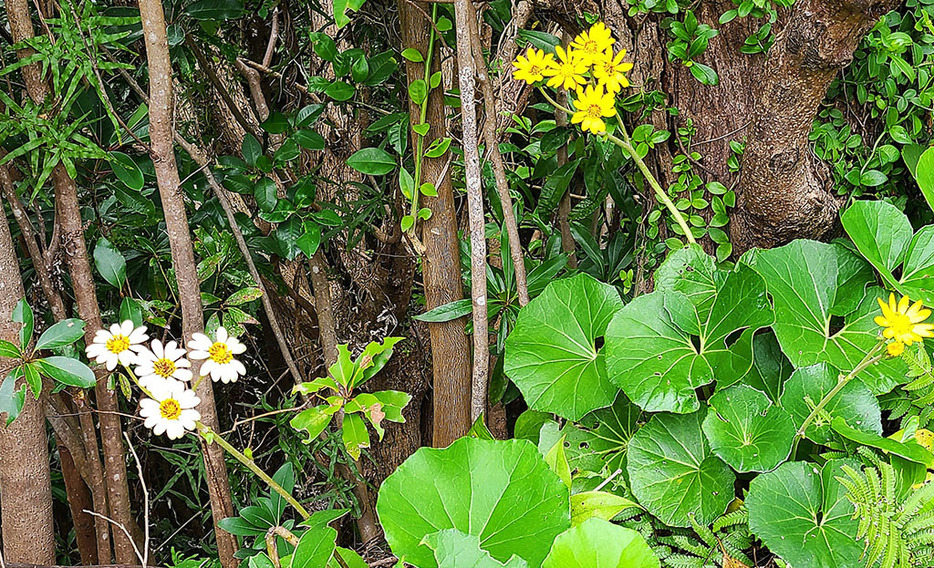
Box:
[453,0,489,422]
[123,433,149,568]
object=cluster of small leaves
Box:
[719,0,794,55]
[814,2,934,199]
[664,11,720,85]
[881,343,934,429]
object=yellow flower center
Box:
[153,358,177,378]
[159,398,182,420]
[528,64,542,76]
[106,335,130,354]
[582,40,599,54]
[208,342,233,364]
[586,104,603,119]
[887,313,915,338]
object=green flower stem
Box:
[793,341,886,447]
[407,3,439,234]
[537,87,696,245]
[197,422,310,519]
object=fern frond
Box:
[713,509,748,532]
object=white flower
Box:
[188,327,247,384]
[139,380,201,439]
[85,321,149,371]
[135,339,193,390]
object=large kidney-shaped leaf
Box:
[505,273,623,420]
[542,519,659,568]
[606,265,773,413]
[627,409,735,527]
[747,461,862,568]
[779,363,882,445]
[702,385,795,472]
[842,200,934,305]
[736,331,793,403]
[376,437,570,568]
[753,241,904,394]
[422,530,529,568]
[537,392,642,476]
[653,244,717,317]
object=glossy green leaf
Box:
[627,409,735,527]
[290,405,335,443]
[292,526,337,568]
[542,519,658,568]
[0,339,22,358]
[34,356,96,388]
[702,385,795,472]
[13,300,32,352]
[912,146,934,213]
[346,147,396,176]
[747,461,862,568]
[415,299,472,323]
[753,241,903,394]
[376,438,570,568]
[34,319,85,351]
[0,373,25,425]
[110,151,144,190]
[841,200,911,290]
[94,238,126,289]
[779,363,881,445]
[341,412,369,460]
[831,417,934,466]
[184,0,246,20]
[606,265,773,413]
[504,273,623,420]
[738,331,792,402]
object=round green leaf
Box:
[701,385,795,472]
[779,363,881,445]
[376,437,570,568]
[627,409,735,527]
[747,461,862,568]
[606,265,773,414]
[292,526,337,568]
[653,244,717,316]
[542,519,658,568]
[900,225,934,306]
[504,273,623,420]
[753,241,904,394]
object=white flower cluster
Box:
[86,321,247,439]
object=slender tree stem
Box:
[796,341,885,440]
[197,424,310,519]
[537,88,697,245]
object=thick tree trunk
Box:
[731,0,900,252]
[0,196,55,565]
[137,3,239,566]
[398,0,473,448]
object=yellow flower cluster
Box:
[511,22,633,135]
[875,293,934,357]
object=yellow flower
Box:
[544,46,588,90]
[593,48,634,94]
[512,47,555,85]
[875,293,934,346]
[571,85,617,134]
[569,22,615,66]
[886,341,905,357]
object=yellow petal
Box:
[898,294,910,314]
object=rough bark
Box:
[731,0,900,252]
[399,0,473,447]
[453,0,489,423]
[0,194,55,565]
[137,3,238,567]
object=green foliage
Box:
[290,337,410,460]
[376,437,571,568]
[837,459,934,568]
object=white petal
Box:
[230,340,246,355]
[188,350,209,361]
[200,360,215,377]
[105,356,118,371]
[152,420,167,436]
[231,360,246,376]
[120,321,134,336]
[109,323,122,336]
[86,344,106,358]
[175,368,193,382]
[165,422,185,440]
[129,327,149,343]
[150,340,165,358]
[216,327,228,343]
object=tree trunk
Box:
[0,195,55,565]
[137,3,239,567]
[731,0,900,252]
[398,0,473,448]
